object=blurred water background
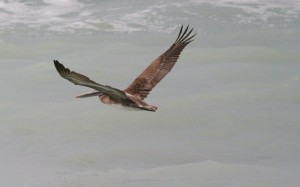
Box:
[0,0,300,186]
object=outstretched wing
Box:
[54,60,131,102]
[124,25,196,100]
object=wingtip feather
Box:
[53,59,70,77]
[175,25,184,42]
[175,25,196,44]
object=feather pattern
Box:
[124,25,196,100]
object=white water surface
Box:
[0,0,300,186]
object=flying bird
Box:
[54,25,196,112]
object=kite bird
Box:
[54,25,196,112]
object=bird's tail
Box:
[76,90,103,98]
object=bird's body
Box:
[99,94,157,111]
[54,25,195,112]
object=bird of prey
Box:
[54,25,195,112]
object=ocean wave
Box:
[0,0,299,35]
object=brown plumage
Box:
[54,25,196,112]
